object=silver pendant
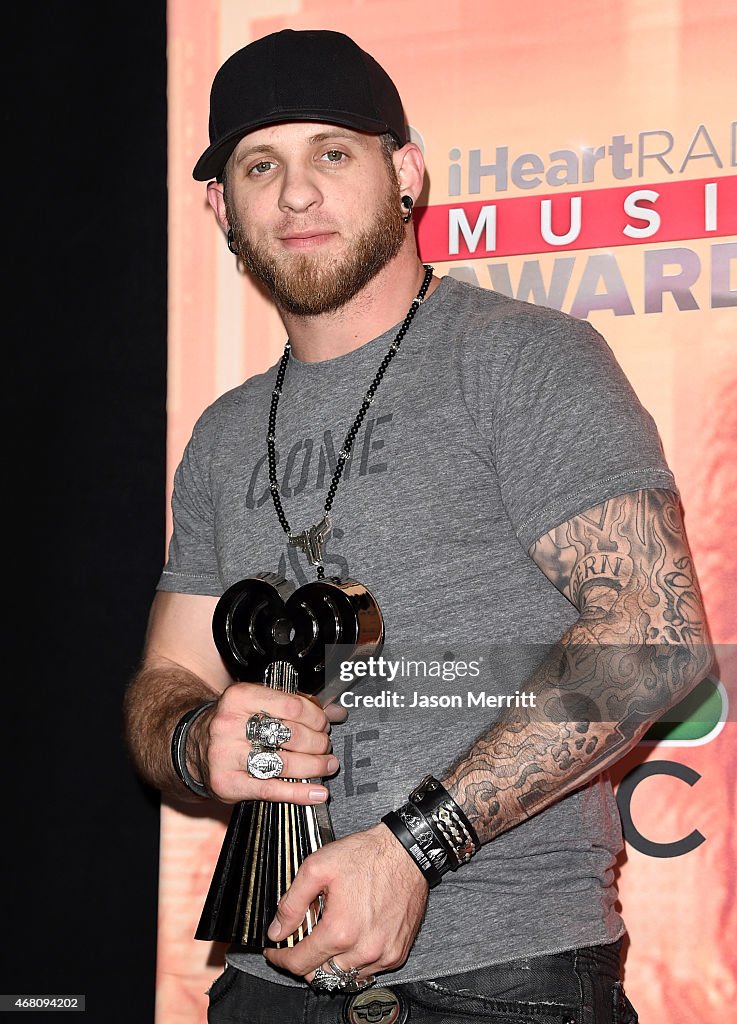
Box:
[288,513,332,566]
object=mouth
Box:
[278,230,338,251]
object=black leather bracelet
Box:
[409,775,480,866]
[171,701,217,798]
[381,810,444,888]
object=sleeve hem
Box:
[516,468,679,551]
[156,569,222,597]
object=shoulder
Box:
[436,275,606,366]
[189,363,279,440]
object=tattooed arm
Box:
[443,488,713,844]
[264,487,713,984]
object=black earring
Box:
[401,195,414,223]
[227,228,239,255]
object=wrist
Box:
[171,701,217,798]
[380,809,444,887]
[377,820,431,889]
[186,703,215,783]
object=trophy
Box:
[195,572,384,952]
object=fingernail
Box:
[309,788,328,802]
[327,757,339,773]
[267,917,282,940]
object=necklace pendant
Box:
[288,514,332,566]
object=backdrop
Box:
[161,2,736,1021]
[5,5,166,1021]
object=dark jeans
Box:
[207,938,639,1023]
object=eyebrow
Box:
[305,130,369,148]
[234,144,278,163]
[234,129,369,164]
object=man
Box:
[124,28,712,1024]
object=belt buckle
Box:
[343,986,407,1024]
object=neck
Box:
[277,245,439,363]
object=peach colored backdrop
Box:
[162,2,736,1021]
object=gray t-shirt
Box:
[159,276,677,984]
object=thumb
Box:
[267,859,325,941]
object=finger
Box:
[218,775,331,805]
[225,685,329,733]
[302,693,334,732]
[325,702,348,724]
[206,749,337,802]
[204,718,337,801]
[346,958,383,983]
[304,956,375,987]
[277,721,332,756]
[264,863,336,962]
[209,698,331,757]
[241,714,333,755]
[255,750,338,781]
[264,927,337,977]
[330,936,392,982]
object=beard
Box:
[225,174,406,317]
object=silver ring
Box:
[246,711,292,748]
[311,965,343,992]
[327,958,359,982]
[323,959,376,994]
[341,975,376,994]
[246,747,284,780]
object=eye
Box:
[249,160,276,176]
[322,149,347,163]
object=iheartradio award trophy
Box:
[195,572,384,952]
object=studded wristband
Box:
[382,775,480,886]
[408,775,480,867]
[171,701,217,798]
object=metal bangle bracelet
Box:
[171,701,217,798]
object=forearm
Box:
[443,620,713,844]
[123,659,219,800]
[124,591,338,806]
[443,489,714,844]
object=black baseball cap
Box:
[193,29,408,181]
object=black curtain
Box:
[5,4,167,1021]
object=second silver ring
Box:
[246,747,284,780]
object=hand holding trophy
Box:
[195,572,384,952]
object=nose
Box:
[278,162,323,215]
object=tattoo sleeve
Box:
[443,488,714,845]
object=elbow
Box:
[648,633,715,714]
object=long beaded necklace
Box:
[267,263,434,579]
